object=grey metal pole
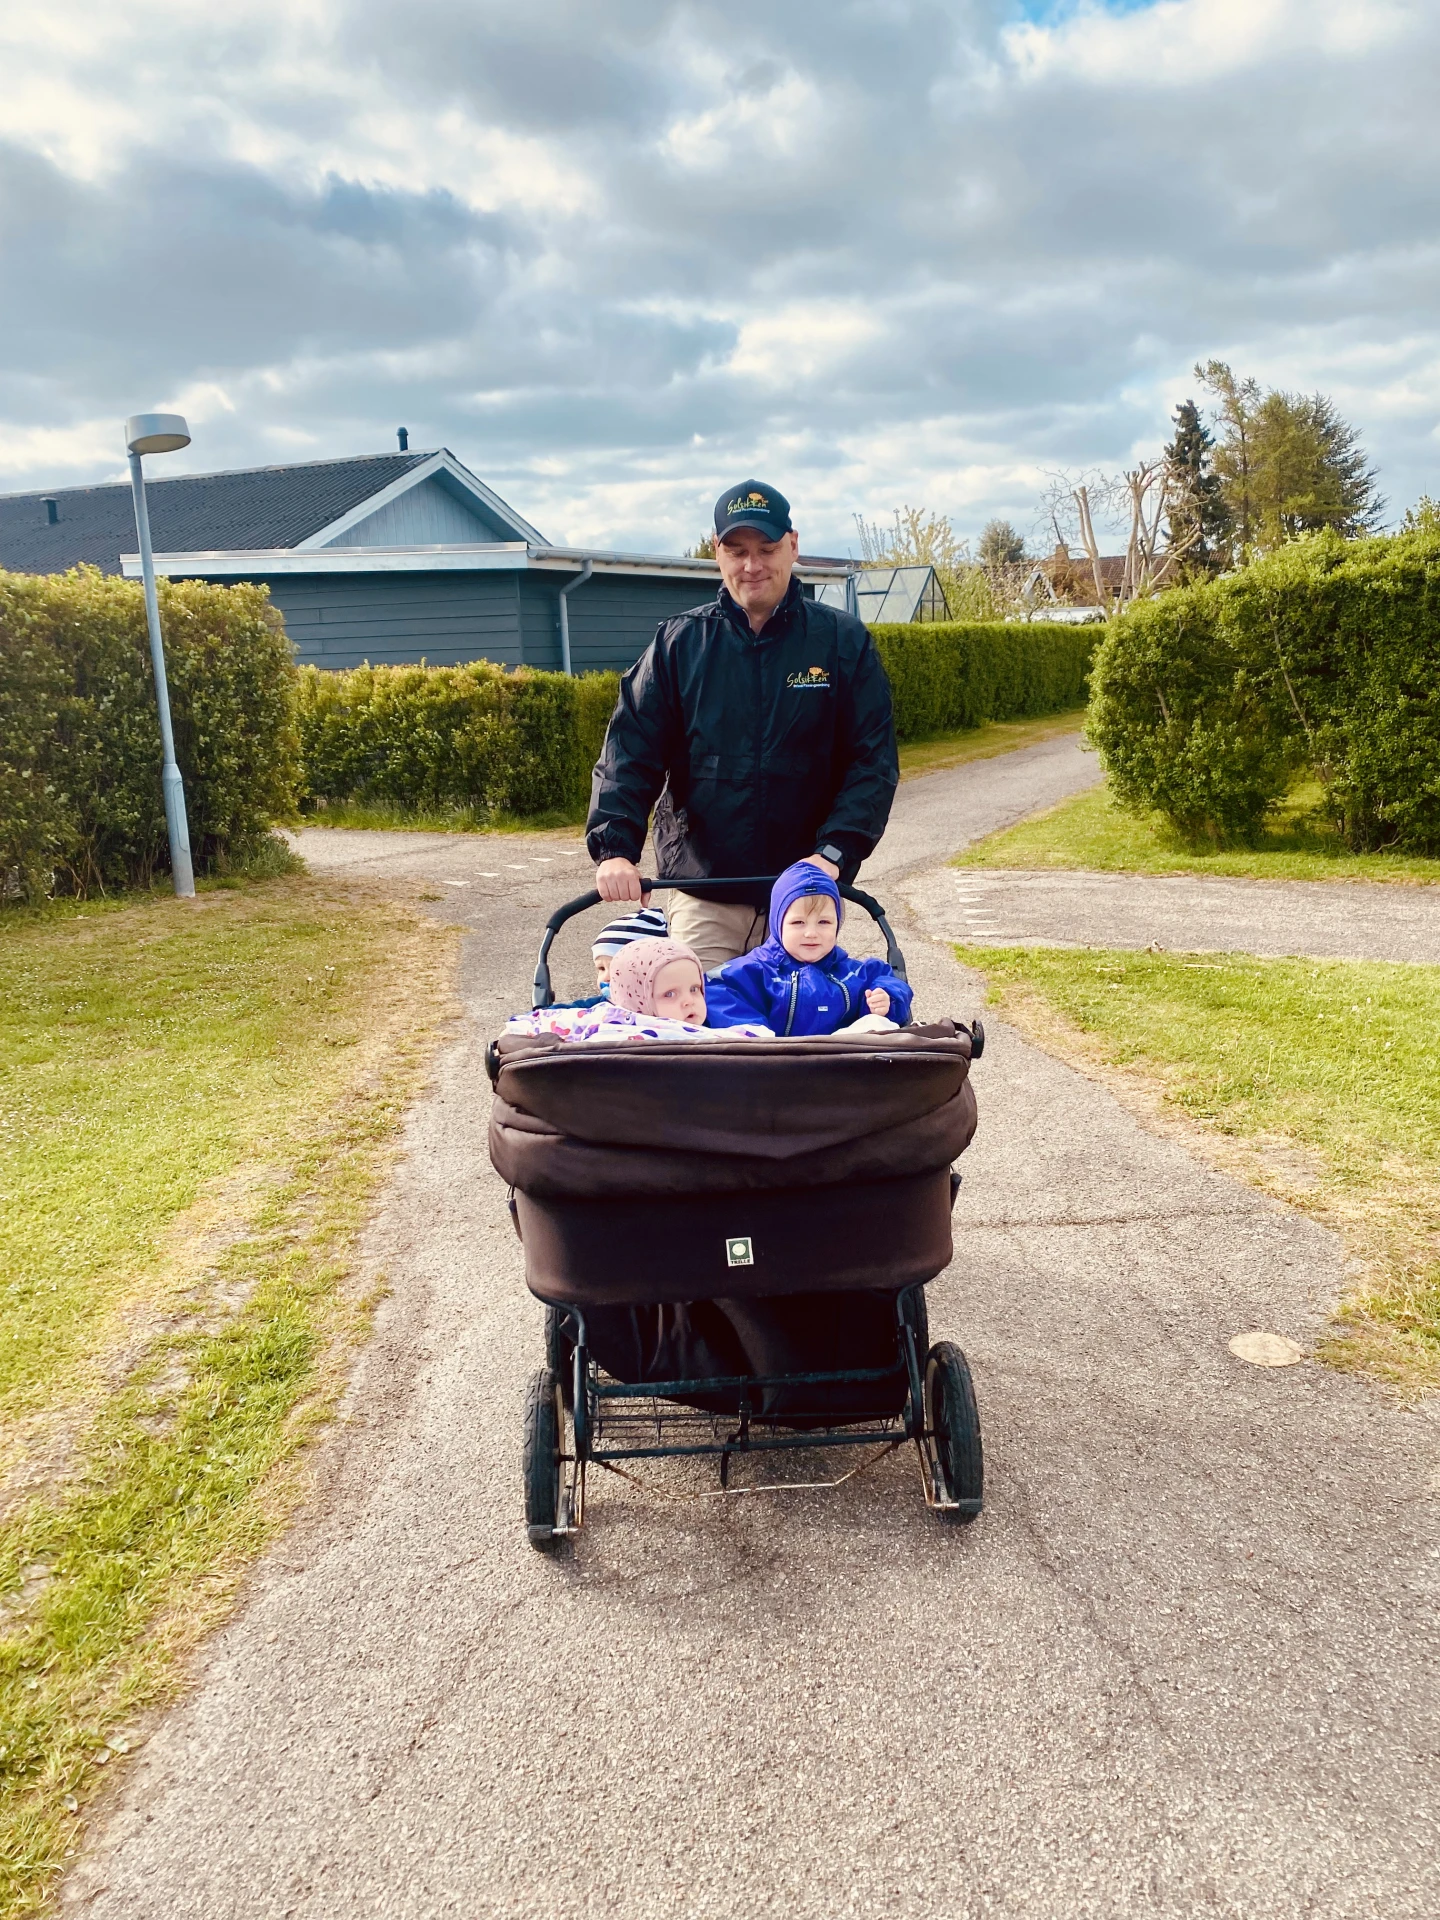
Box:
[127,450,195,897]
[556,558,593,676]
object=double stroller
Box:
[486,877,985,1548]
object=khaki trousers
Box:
[664,893,768,973]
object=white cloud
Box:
[2,0,1438,547]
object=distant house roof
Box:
[1026,544,1125,606]
[0,448,546,576]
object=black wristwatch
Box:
[817,843,845,867]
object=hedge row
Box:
[870,619,1097,740]
[297,620,1098,820]
[1089,529,1440,849]
[1,567,299,900]
[296,662,620,819]
[3,585,1098,901]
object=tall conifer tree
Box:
[1164,398,1230,572]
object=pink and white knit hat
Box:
[607,937,703,1017]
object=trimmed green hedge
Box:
[296,662,621,820]
[295,622,1096,823]
[1,567,299,900]
[1089,529,1440,849]
[871,620,1098,741]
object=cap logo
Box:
[727,491,769,514]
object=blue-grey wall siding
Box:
[196,564,810,675]
[516,573,719,673]
[261,571,524,670]
[244,568,728,674]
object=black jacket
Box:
[586,580,898,903]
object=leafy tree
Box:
[1401,495,1440,535]
[1163,398,1230,572]
[978,518,1026,567]
[686,534,716,558]
[1196,360,1383,555]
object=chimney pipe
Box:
[397,427,409,452]
[43,497,59,525]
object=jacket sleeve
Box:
[585,632,676,865]
[816,625,899,872]
[849,956,913,1026]
[702,957,775,1030]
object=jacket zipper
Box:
[784,973,799,1036]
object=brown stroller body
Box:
[487,878,986,1547]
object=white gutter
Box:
[121,542,851,585]
[556,558,592,676]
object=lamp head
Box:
[125,412,191,456]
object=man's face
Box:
[715,526,798,618]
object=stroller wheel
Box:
[523,1368,563,1550]
[925,1341,983,1523]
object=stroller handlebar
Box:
[532,874,907,1008]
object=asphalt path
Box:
[911,864,1440,965]
[65,735,1440,1918]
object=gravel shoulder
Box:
[63,741,1440,1920]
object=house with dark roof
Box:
[0,445,850,674]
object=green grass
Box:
[955,779,1440,885]
[964,943,1440,1392]
[896,706,1086,781]
[0,879,455,1913]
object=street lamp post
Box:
[125,412,195,899]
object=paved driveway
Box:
[65,737,1440,1919]
[911,864,1440,964]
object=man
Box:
[587,479,898,971]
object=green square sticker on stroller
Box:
[725,1236,754,1267]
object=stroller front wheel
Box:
[925,1341,983,1522]
[523,1368,563,1550]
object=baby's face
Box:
[651,958,706,1026]
[780,898,838,964]
[593,953,611,986]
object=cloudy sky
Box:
[2,0,1437,553]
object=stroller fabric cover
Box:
[489,1021,978,1416]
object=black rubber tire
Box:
[523,1368,562,1550]
[544,1305,574,1405]
[925,1340,983,1523]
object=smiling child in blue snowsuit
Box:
[704,862,913,1037]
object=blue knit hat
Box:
[766,861,842,944]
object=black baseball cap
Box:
[713,478,793,544]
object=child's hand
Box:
[865,988,890,1016]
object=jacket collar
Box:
[716,575,805,641]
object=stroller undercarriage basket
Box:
[489,875,986,1547]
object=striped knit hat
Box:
[591,904,669,959]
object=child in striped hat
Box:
[591,904,668,990]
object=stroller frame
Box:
[531,1281,979,1541]
[512,876,984,1547]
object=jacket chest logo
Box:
[786,665,830,690]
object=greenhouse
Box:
[814,564,951,624]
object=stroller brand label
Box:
[725,1236,754,1267]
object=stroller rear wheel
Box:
[925,1341,983,1522]
[523,1368,563,1550]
